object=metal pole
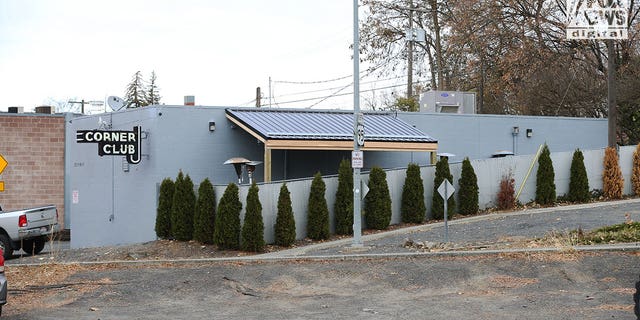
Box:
[607,39,617,147]
[443,182,449,243]
[352,0,363,247]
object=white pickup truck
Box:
[0,204,59,259]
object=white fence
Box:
[214,146,637,244]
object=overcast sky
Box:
[0,1,393,113]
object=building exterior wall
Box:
[66,106,611,248]
[0,113,66,227]
[398,113,608,163]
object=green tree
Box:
[365,166,392,230]
[567,149,590,203]
[307,172,330,240]
[124,70,147,108]
[155,177,174,239]
[274,183,296,247]
[431,157,455,220]
[145,71,161,106]
[171,171,196,241]
[193,178,216,244]
[334,159,354,235]
[213,183,242,249]
[241,183,265,252]
[458,157,479,215]
[535,144,556,205]
[401,163,425,223]
[394,96,419,112]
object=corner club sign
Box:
[76,126,142,164]
[566,0,629,39]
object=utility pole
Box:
[269,77,273,107]
[407,0,414,99]
[69,99,87,114]
[352,0,363,247]
[607,39,617,147]
[256,87,261,108]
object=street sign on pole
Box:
[352,151,363,169]
[0,154,7,192]
[437,179,455,242]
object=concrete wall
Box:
[0,113,66,227]
[222,145,635,244]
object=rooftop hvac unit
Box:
[8,107,24,113]
[35,106,53,114]
[419,91,476,114]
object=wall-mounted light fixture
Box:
[512,126,520,135]
[526,128,533,138]
[209,121,216,132]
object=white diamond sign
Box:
[437,179,455,200]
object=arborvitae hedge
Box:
[401,163,425,223]
[603,147,624,200]
[241,183,265,252]
[307,172,330,240]
[535,144,556,205]
[155,178,174,239]
[458,157,479,215]
[365,166,392,230]
[568,149,590,203]
[193,178,216,244]
[274,183,296,247]
[213,183,242,250]
[334,159,354,235]
[431,157,456,220]
[633,144,640,196]
[171,171,196,241]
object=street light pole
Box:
[352,0,363,247]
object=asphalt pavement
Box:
[260,198,640,259]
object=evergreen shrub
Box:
[213,183,242,249]
[365,166,392,230]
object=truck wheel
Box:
[22,237,46,256]
[0,234,13,260]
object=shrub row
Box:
[157,144,640,250]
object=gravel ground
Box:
[2,199,640,319]
[4,252,640,320]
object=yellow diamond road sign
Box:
[0,154,7,192]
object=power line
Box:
[271,83,415,106]
[274,75,408,98]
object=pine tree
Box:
[568,149,590,203]
[241,183,265,252]
[307,172,330,240]
[431,157,456,220]
[145,71,161,106]
[155,178,174,239]
[274,183,296,247]
[401,163,425,223]
[365,166,392,230]
[213,183,242,250]
[193,178,216,244]
[632,144,640,196]
[458,157,479,215]
[603,147,624,200]
[170,171,196,241]
[334,159,354,235]
[535,144,556,205]
[124,70,147,108]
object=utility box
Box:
[420,91,476,114]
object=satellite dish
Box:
[107,96,125,111]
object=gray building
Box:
[66,105,607,248]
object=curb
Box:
[8,242,640,268]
